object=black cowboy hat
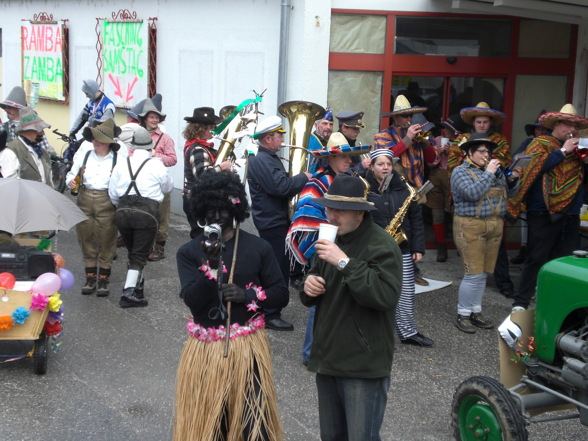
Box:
[459,132,498,152]
[184,107,222,125]
[313,175,377,211]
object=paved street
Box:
[1,208,586,440]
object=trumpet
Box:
[411,124,431,144]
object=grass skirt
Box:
[172,329,283,441]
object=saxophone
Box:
[385,175,418,244]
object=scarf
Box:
[22,136,44,158]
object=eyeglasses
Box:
[476,149,490,155]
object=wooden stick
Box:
[223,223,241,358]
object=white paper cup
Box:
[441,137,449,147]
[318,223,338,242]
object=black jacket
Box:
[365,170,425,255]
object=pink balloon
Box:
[32,272,62,296]
[58,268,75,291]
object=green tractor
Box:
[452,250,588,440]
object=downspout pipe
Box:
[278,0,291,106]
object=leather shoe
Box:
[265,318,294,331]
[414,274,429,286]
[401,332,434,347]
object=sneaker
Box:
[511,306,527,313]
[455,315,477,334]
[470,313,494,329]
[96,276,110,297]
[414,274,429,286]
[148,243,165,262]
[81,274,97,295]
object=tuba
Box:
[214,105,249,166]
[278,101,326,218]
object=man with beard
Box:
[7,107,53,185]
[509,104,588,312]
[307,107,333,173]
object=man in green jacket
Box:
[300,174,402,441]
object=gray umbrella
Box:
[0,178,88,235]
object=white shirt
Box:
[0,148,20,178]
[66,148,117,190]
[108,149,173,205]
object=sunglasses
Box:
[397,114,413,118]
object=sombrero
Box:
[460,102,507,125]
[311,132,371,157]
[538,104,588,130]
[381,95,427,118]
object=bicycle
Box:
[50,129,83,193]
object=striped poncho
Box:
[507,135,584,218]
[447,131,512,173]
[285,168,335,266]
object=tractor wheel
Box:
[451,376,528,441]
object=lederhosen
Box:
[115,158,161,270]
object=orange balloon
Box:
[53,253,65,269]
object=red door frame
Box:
[329,10,578,141]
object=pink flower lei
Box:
[199,260,228,281]
[186,315,266,342]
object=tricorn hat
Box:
[253,115,286,140]
[138,98,166,122]
[313,174,377,211]
[538,104,588,130]
[130,127,155,150]
[0,86,27,110]
[460,102,507,126]
[82,118,122,151]
[311,132,371,157]
[381,95,427,118]
[184,107,222,125]
[459,132,498,152]
[15,107,50,133]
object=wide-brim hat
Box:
[311,132,371,157]
[138,98,166,122]
[335,111,366,129]
[0,86,27,110]
[459,132,498,152]
[313,174,377,212]
[524,109,546,136]
[460,102,507,125]
[412,113,435,132]
[184,107,222,125]
[441,113,468,136]
[381,95,427,118]
[538,104,588,130]
[82,118,121,149]
[130,126,155,150]
[127,98,146,121]
[253,115,286,139]
[15,107,50,133]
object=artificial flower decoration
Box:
[186,315,265,341]
[44,321,62,336]
[0,315,14,331]
[229,196,240,205]
[48,309,63,323]
[246,283,267,301]
[30,293,50,311]
[199,261,228,281]
[246,300,260,312]
[11,307,30,325]
[48,293,63,312]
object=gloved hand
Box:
[222,284,245,303]
[200,238,222,268]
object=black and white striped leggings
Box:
[396,253,418,340]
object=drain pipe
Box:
[278,0,291,106]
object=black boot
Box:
[96,268,111,297]
[436,243,448,262]
[81,267,97,295]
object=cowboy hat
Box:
[184,107,222,125]
[313,174,377,211]
[311,132,371,157]
[82,118,122,150]
[460,102,507,126]
[459,132,498,152]
[381,95,427,118]
[15,107,50,133]
[538,104,588,130]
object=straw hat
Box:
[460,102,507,125]
[538,104,588,130]
[311,132,371,157]
[381,95,427,118]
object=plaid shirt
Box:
[450,160,514,218]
